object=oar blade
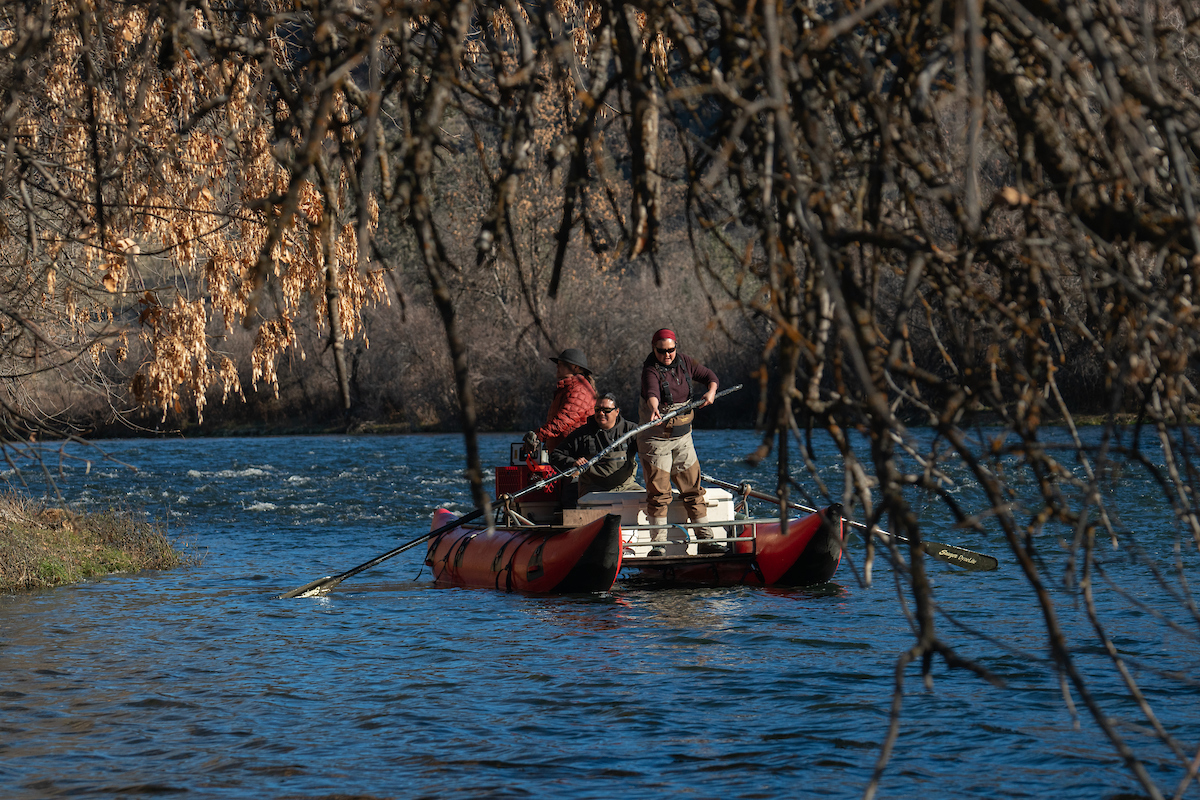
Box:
[277,575,340,599]
[921,541,999,571]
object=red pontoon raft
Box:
[424,447,844,593]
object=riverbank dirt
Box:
[0,495,194,592]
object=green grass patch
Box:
[0,493,198,592]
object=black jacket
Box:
[550,415,638,492]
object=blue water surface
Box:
[0,430,1196,799]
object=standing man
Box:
[549,393,641,497]
[637,328,721,555]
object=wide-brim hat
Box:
[550,347,590,374]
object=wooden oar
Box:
[700,474,1000,571]
[280,385,746,598]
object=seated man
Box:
[550,393,642,498]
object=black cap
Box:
[550,348,590,374]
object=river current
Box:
[0,430,1197,799]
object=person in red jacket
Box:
[523,348,598,455]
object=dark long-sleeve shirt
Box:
[550,415,638,492]
[637,352,718,437]
[639,352,718,406]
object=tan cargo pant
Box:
[637,431,706,520]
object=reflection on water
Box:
[0,431,1195,799]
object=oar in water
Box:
[277,510,485,599]
[700,474,999,571]
[280,385,745,598]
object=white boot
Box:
[648,516,667,556]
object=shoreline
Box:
[0,496,196,593]
[29,411,1156,442]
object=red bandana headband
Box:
[652,328,676,344]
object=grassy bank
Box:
[0,494,194,592]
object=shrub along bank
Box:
[0,495,194,592]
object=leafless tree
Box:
[4,0,1200,794]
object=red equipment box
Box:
[495,465,562,501]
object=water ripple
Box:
[0,432,1194,799]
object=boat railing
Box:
[622,518,787,556]
[489,508,796,559]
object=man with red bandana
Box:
[636,329,721,555]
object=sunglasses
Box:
[595,406,617,414]
[656,347,676,354]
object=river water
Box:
[0,430,1197,799]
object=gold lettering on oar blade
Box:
[935,548,977,565]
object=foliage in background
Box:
[3,0,1200,796]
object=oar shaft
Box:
[700,473,999,571]
[278,508,485,598]
[701,473,833,520]
[515,384,744,496]
[344,508,484,580]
